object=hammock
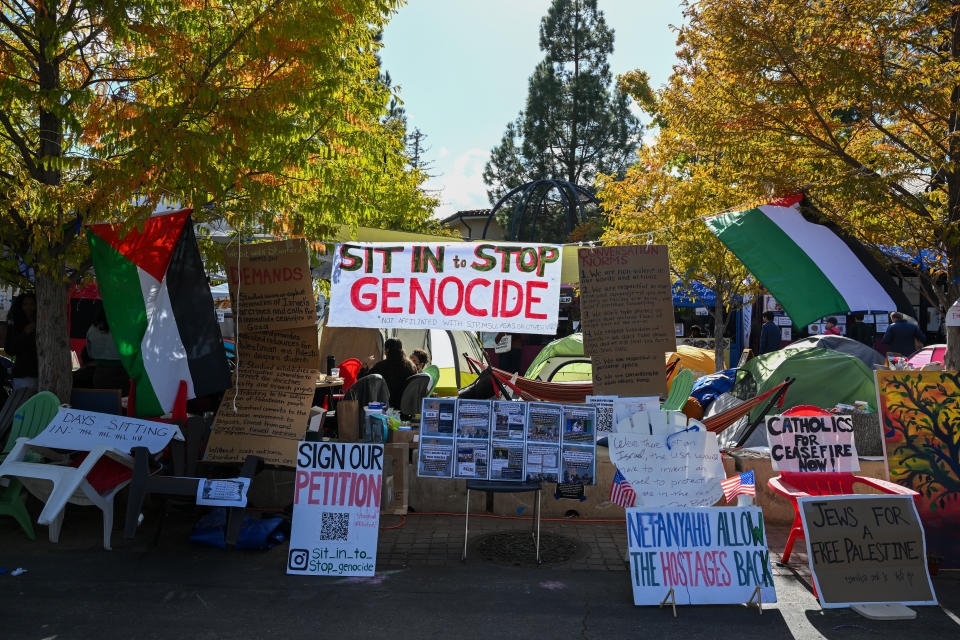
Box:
[703,379,793,437]
[466,356,681,404]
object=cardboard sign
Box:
[30,408,183,454]
[626,507,777,606]
[236,327,321,370]
[798,495,937,607]
[765,414,860,472]
[416,399,597,484]
[577,246,675,396]
[328,242,562,334]
[609,430,725,507]
[223,239,316,333]
[287,442,383,577]
[207,239,320,467]
[206,367,316,466]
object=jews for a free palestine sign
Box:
[327,242,562,334]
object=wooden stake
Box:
[659,588,677,618]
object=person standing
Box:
[4,292,38,391]
[758,311,782,354]
[846,313,873,346]
[824,317,843,336]
[882,312,925,356]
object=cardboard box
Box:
[381,443,409,515]
[388,428,419,445]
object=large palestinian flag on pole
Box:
[705,194,912,328]
[87,209,230,417]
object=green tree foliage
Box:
[0,0,436,399]
[482,0,642,212]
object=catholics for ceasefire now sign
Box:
[765,413,859,473]
[327,242,563,334]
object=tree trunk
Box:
[711,304,726,373]
[35,271,71,402]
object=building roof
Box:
[441,209,492,224]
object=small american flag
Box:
[721,471,756,503]
[610,469,636,508]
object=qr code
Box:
[320,512,349,541]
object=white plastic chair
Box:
[0,439,134,550]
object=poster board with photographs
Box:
[416,399,596,484]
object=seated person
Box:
[410,348,430,373]
[368,338,416,410]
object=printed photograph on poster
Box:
[492,401,527,440]
[526,402,562,443]
[417,437,454,478]
[675,323,684,337]
[586,395,616,439]
[808,323,822,334]
[561,444,595,484]
[525,444,560,482]
[196,477,250,507]
[420,398,457,436]
[455,441,489,480]
[562,405,596,445]
[288,442,383,577]
[490,441,525,481]
[781,327,792,341]
[456,399,492,439]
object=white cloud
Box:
[438,146,449,158]
[431,148,491,219]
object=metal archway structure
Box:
[481,179,600,242]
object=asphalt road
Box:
[2,538,959,640]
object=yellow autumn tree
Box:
[612,0,960,367]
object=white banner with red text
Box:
[327,241,563,333]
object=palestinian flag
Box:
[87,209,230,417]
[705,194,912,327]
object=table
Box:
[313,378,343,410]
[462,480,542,564]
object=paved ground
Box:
[1,500,959,639]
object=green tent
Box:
[719,346,877,447]
[524,333,592,381]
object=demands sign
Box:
[765,414,859,472]
[798,495,937,607]
[287,442,384,577]
[626,507,777,605]
[328,242,562,334]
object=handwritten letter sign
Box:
[799,495,937,607]
[766,414,859,472]
[609,431,724,507]
[626,506,777,605]
[30,409,183,454]
[328,242,562,334]
[288,442,383,577]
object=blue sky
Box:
[381,1,685,219]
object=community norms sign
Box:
[765,413,859,472]
[288,442,383,577]
[626,507,777,606]
[327,242,562,334]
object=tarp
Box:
[787,335,885,369]
[717,346,877,448]
[690,369,737,409]
[665,346,716,380]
